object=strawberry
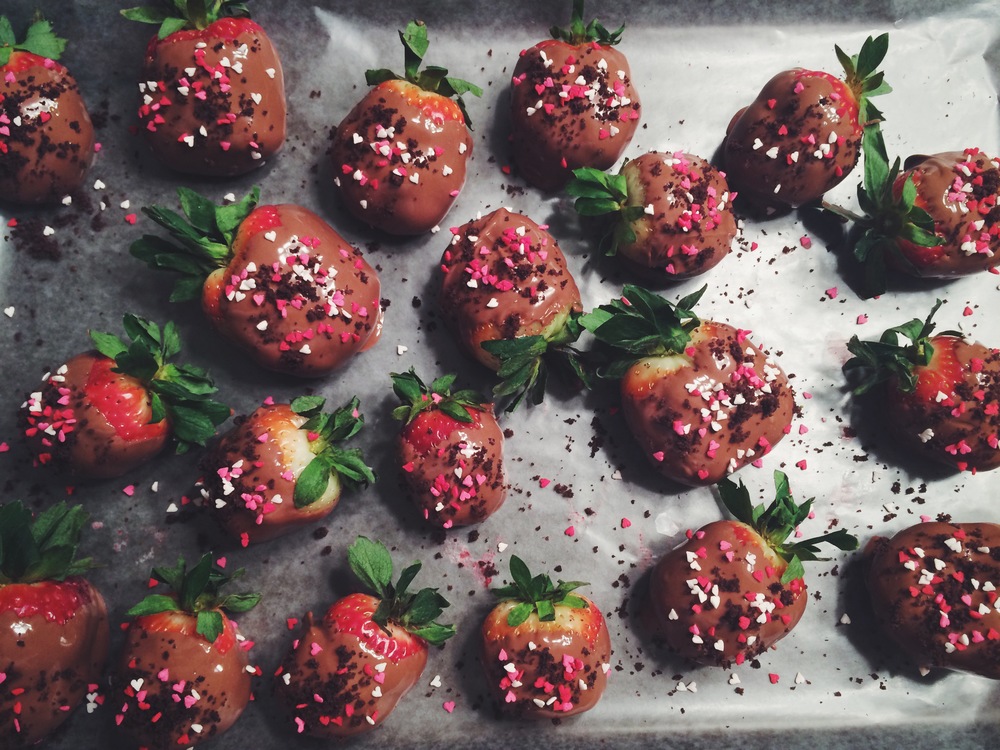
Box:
[121,0,285,176]
[440,207,588,411]
[391,369,506,528]
[114,554,260,749]
[330,20,481,235]
[581,285,795,487]
[843,301,1000,473]
[201,395,375,545]
[480,555,611,718]
[273,536,454,738]
[566,151,739,280]
[19,313,229,479]
[130,186,383,377]
[865,521,1000,678]
[724,34,890,211]
[827,132,1000,296]
[0,16,95,204]
[0,502,109,747]
[510,0,641,192]
[647,471,857,667]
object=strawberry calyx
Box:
[347,536,455,647]
[0,15,66,68]
[131,186,260,302]
[365,20,482,129]
[549,0,624,47]
[491,555,589,628]
[566,166,645,256]
[126,553,260,645]
[480,312,590,413]
[580,284,705,379]
[89,313,230,452]
[288,395,375,509]
[120,0,251,40]
[834,33,892,128]
[718,471,858,584]
[0,501,94,585]
[843,300,962,396]
[823,126,941,298]
[390,368,485,426]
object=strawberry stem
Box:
[390,368,485,425]
[120,0,252,39]
[549,0,624,46]
[347,536,455,646]
[491,556,589,627]
[718,471,858,584]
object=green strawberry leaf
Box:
[121,0,250,32]
[718,471,858,580]
[131,553,259,644]
[550,0,624,46]
[843,300,960,395]
[492,555,589,626]
[0,502,96,584]
[15,18,67,61]
[348,536,393,598]
[125,594,181,617]
[293,455,332,508]
[364,19,481,128]
[390,368,484,425]
[407,621,456,647]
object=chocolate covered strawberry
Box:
[843,301,1000,473]
[567,151,738,279]
[827,131,1000,296]
[114,554,260,749]
[0,502,109,747]
[581,285,794,487]
[865,521,1000,678]
[20,313,229,479]
[330,20,480,235]
[439,208,586,410]
[510,0,641,191]
[481,556,611,718]
[121,0,285,175]
[273,536,454,738]
[0,16,95,204]
[201,395,375,545]
[392,369,506,528]
[131,187,382,377]
[724,34,890,210]
[648,472,856,667]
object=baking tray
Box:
[2,1,999,747]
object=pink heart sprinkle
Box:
[310,641,323,656]
[697,469,710,480]
[184,695,198,709]
[216,556,227,568]
[157,668,169,682]
[505,690,517,703]
[0,672,6,685]
[253,293,265,305]
[374,673,385,684]
[443,701,456,713]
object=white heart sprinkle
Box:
[130,678,144,691]
[251,92,262,105]
[3,307,14,318]
[264,231,277,242]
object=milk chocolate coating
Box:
[647,521,807,667]
[0,60,94,204]
[202,204,382,377]
[137,20,285,176]
[0,578,109,747]
[724,69,860,209]
[330,81,472,235]
[618,151,738,279]
[480,597,611,718]
[622,322,794,486]
[439,208,582,370]
[398,406,506,527]
[510,42,641,192]
[894,150,1000,276]
[20,352,168,479]
[113,617,252,749]
[884,337,1000,472]
[202,403,342,544]
[274,597,427,738]
[866,522,1000,678]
